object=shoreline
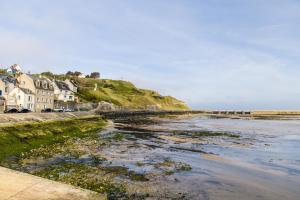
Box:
[1,110,300,127]
[1,113,300,199]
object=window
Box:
[0,90,2,96]
[5,87,8,93]
[18,95,21,100]
[37,97,39,102]
[69,96,73,100]
[28,96,32,101]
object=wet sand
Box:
[1,115,300,199]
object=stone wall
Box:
[54,101,76,110]
[74,103,98,111]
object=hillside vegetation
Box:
[40,72,189,110]
[76,78,189,110]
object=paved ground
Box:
[0,167,105,200]
[0,112,93,126]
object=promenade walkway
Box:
[0,167,105,200]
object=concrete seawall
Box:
[0,112,92,126]
[1,110,300,126]
[0,167,105,200]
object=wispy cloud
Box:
[0,0,299,109]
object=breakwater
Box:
[97,109,300,120]
[96,110,205,119]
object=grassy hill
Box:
[39,72,189,110]
[76,78,189,110]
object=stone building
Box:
[18,74,54,112]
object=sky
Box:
[0,0,300,110]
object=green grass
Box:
[37,72,189,110]
[76,78,189,110]
[0,116,107,161]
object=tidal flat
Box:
[1,115,300,199]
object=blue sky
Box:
[0,0,300,109]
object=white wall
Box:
[8,88,35,111]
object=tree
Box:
[74,71,82,76]
[90,72,100,79]
[66,71,83,77]
[66,71,74,76]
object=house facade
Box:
[0,75,17,100]
[0,77,5,98]
[18,74,54,112]
[0,75,17,111]
[65,79,78,93]
[0,96,5,112]
[7,64,22,76]
[7,88,35,111]
[53,80,75,102]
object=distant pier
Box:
[97,109,300,119]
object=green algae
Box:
[192,132,240,138]
[154,158,192,174]
[171,130,240,138]
[0,116,107,161]
[34,162,128,199]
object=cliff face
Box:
[75,78,189,110]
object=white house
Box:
[53,80,75,102]
[65,79,78,93]
[7,64,22,75]
[7,88,35,111]
[78,73,86,78]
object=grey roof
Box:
[19,88,35,95]
[30,75,54,91]
[69,79,78,87]
[0,75,17,84]
[55,80,71,91]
